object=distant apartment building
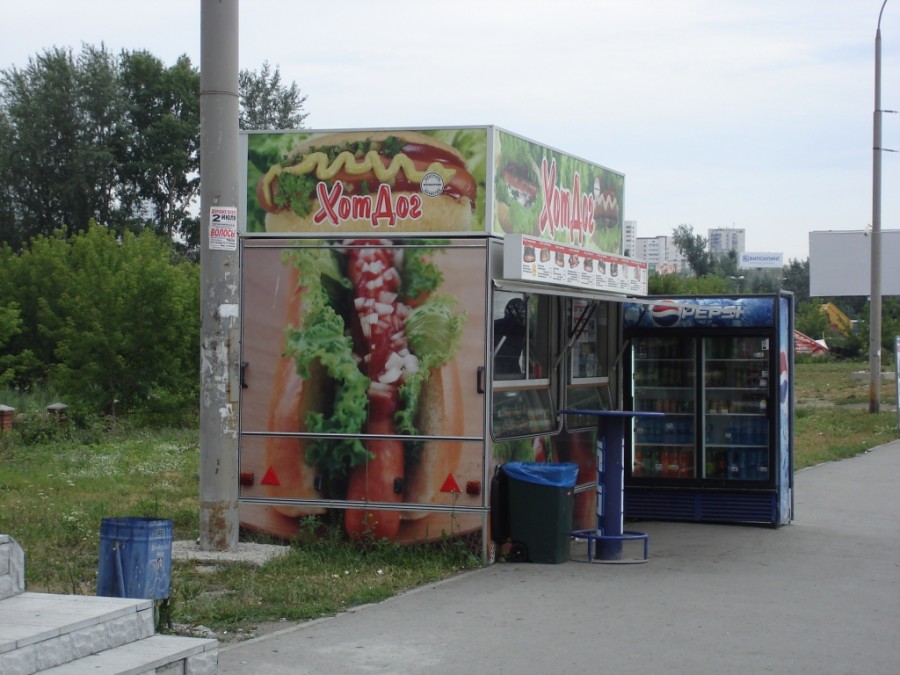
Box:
[634,235,689,273]
[634,235,667,265]
[623,220,637,257]
[708,227,745,259]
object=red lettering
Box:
[372,184,396,227]
[537,159,598,246]
[311,181,424,229]
[338,197,351,220]
[538,158,557,236]
[314,182,341,225]
[352,196,372,220]
[395,196,410,220]
[409,195,423,219]
[582,190,596,239]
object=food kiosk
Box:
[236,126,648,561]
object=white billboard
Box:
[809,230,900,296]
[740,252,783,269]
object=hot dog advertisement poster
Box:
[237,126,648,559]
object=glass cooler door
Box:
[702,336,771,482]
[631,336,696,479]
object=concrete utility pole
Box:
[870,0,888,414]
[199,0,240,550]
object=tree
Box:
[239,61,308,130]
[0,46,127,246]
[781,258,810,304]
[672,224,713,276]
[0,301,22,388]
[50,225,199,419]
[119,51,200,249]
[794,301,830,340]
[1,46,308,252]
[0,233,72,388]
[649,270,730,295]
[0,110,18,247]
[0,226,200,420]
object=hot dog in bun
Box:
[494,132,542,234]
[256,131,478,233]
[264,240,467,541]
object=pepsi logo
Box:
[650,302,681,327]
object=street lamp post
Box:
[871,0,888,414]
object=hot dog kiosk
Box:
[236,126,649,561]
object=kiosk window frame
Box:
[491,290,557,440]
[563,298,617,431]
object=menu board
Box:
[503,234,648,296]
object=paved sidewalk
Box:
[219,440,900,674]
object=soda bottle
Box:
[679,449,693,478]
[633,447,644,476]
[727,449,741,479]
[749,450,762,480]
[757,450,769,480]
[668,450,680,478]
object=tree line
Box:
[0,45,306,423]
[0,44,306,254]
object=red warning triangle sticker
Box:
[261,467,280,486]
[440,473,461,493]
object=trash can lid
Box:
[501,461,579,487]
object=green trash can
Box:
[502,462,578,564]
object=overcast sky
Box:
[3,0,900,262]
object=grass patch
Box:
[0,415,480,636]
[793,359,899,470]
[170,532,477,633]
[794,406,899,468]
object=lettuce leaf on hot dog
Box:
[279,242,466,494]
[396,292,466,438]
[281,247,370,478]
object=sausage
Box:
[344,412,404,541]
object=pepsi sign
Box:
[624,297,776,329]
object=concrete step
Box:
[41,634,218,674]
[0,591,217,674]
[0,535,25,600]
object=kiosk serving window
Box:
[492,291,550,381]
[491,290,555,439]
[565,298,615,430]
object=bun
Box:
[284,130,466,165]
[263,269,325,516]
[401,362,465,518]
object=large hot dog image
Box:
[263,240,467,541]
[256,131,478,233]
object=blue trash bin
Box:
[97,517,173,600]
[501,462,578,564]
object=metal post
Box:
[871,0,888,414]
[199,0,240,550]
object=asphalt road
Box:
[219,439,900,674]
